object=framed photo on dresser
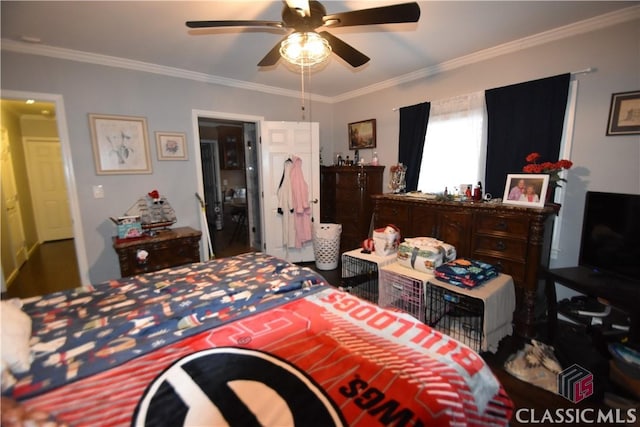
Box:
[502,174,549,208]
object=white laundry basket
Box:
[313,223,342,270]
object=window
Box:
[417,91,487,194]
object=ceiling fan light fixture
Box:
[280,32,331,66]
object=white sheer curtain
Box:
[550,79,578,261]
[417,91,487,194]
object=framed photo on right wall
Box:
[502,174,549,208]
[606,90,640,135]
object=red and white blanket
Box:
[22,288,513,426]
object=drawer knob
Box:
[496,221,507,230]
[495,241,507,251]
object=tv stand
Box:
[545,266,640,343]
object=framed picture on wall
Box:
[348,119,376,149]
[89,114,152,174]
[156,131,188,160]
[502,174,549,208]
[606,90,640,136]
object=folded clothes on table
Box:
[434,258,498,288]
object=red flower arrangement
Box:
[522,152,573,188]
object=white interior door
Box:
[24,137,73,242]
[1,128,28,271]
[261,121,319,263]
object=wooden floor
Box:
[3,245,629,425]
[210,208,252,259]
[3,239,82,299]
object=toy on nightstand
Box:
[125,190,177,234]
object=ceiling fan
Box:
[186,0,420,68]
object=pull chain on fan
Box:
[300,64,306,120]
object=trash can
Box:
[313,223,342,270]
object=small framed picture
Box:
[89,114,152,175]
[155,132,188,160]
[606,90,640,136]
[348,119,376,149]
[502,174,549,208]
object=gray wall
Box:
[330,18,640,274]
[1,53,333,282]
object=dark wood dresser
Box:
[321,165,385,252]
[113,226,202,277]
[372,194,559,338]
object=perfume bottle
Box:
[371,151,379,166]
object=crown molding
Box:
[0,39,334,104]
[2,5,638,104]
[331,5,640,103]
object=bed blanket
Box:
[21,288,513,427]
[11,252,327,399]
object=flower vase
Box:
[545,183,555,203]
[546,184,562,209]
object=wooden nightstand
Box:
[113,226,202,277]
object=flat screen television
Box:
[579,191,640,283]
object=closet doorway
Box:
[197,116,261,258]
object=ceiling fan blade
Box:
[323,2,420,28]
[257,36,289,67]
[186,20,284,29]
[285,0,310,18]
[319,31,369,67]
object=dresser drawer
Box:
[472,254,526,283]
[336,191,363,206]
[375,202,410,231]
[335,171,372,191]
[474,214,529,237]
[114,227,201,277]
[472,235,528,260]
[120,239,198,276]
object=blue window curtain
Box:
[398,102,430,192]
[484,73,570,198]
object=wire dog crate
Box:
[380,263,515,353]
[379,263,484,351]
[340,249,396,304]
[379,264,427,322]
[425,284,484,352]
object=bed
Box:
[1,252,513,426]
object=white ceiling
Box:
[1,1,638,102]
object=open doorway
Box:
[197,116,262,258]
[1,92,89,296]
[192,112,320,263]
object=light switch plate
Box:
[93,185,104,199]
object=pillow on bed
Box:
[0,299,32,375]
